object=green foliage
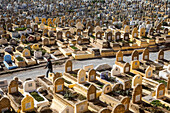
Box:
[16,56,24,61]
[157,80,167,86]
[64,91,76,100]
[150,100,170,111]
[30,91,44,102]
[90,35,95,39]
[71,73,77,78]
[71,46,78,50]
[16,27,27,31]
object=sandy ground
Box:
[0,51,170,81]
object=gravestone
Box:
[22,49,31,58]
[77,69,86,84]
[33,25,38,32]
[32,44,39,50]
[111,65,121,76]
[23,80,36,92]
[123,33,129,41]
[140,28,145,37]
[116,51,123,62]
[77,37,82,45]
[27,35,35,42]
[21,95,34,112]
[34,51,42,59]
[132,75,142,88]
[164,28,168,34]
[105,32,112,41]
[102,84,112,94]
[65,60,72,73]
[43,29,48,36]
[57,31,63,40]
[54,77,64,93]
[96,31,102,39]
[88,69,96,82]
[35,17,39,23]
[148,28,154,36]
[132,84,142,103]
[87,84,96,101]
[8,77,18,94]
[132,27,138,38]
[158,50,164,60]
[145,66,153,78]
[121,97,130,111]
[142,48,149,61]
[131,50,139,61]
[123,63,130,73]
[21,35,26,43]
[115,31,121,41]
[155,83,165,99]
[65,31,71,38]
[42,18,46,25]
[42,38,49,46]
[77,29,81,36]
[0,97,11,112]
[6,23,12,31]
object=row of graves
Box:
[35,16,170,59]
[0,13,169,64]
[1,48,169,113]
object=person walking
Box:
[45,58,53,78]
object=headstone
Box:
[57,31,63,40]
[77,69,86,84]
[0,97,10,112]
[123,63,130,73]
[155,83,165,99]
[22,49,31,58]
[65,60,72,73]
[132,27,138,38]
[21,95,34,112]
[123,33,129,41]
[88,69,96,82]
[140,27,145,37]
[42,38,49,46]
[124,25,130,33]
[8,77,18,94]
[111,65,121,76]
[116,51,123,62]
[142,48,149,61]
[23,80,36,92]
[132,84,142,103]
[54,77,64,93]
[131,50,139,61]
[115,31,121,41]
[87,84,96,101]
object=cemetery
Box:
[0,0,169,112]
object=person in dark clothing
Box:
[44,58,53,78]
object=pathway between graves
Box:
[0,51,170,81]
